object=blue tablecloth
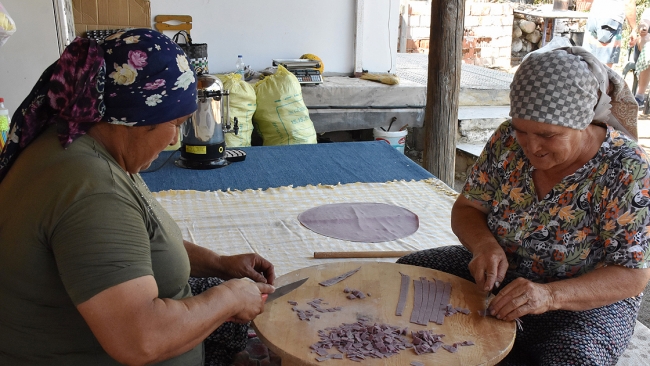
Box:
[141,141,433,192]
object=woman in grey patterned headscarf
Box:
[399,47,650,364]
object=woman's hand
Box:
[468,244,508,292]
[221,278,275,323]
[183,241,276,285]
[216,254,276,285]
[451,195,507,292]
[488,277,554,321]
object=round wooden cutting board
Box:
[252,262,516,366]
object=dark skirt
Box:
[397,246,641,366]
[188,277,249,366]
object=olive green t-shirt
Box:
[0,125,202,365]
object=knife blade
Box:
[263,277,309,303]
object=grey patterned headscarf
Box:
[510,46,638,140]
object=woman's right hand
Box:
[468,243,508,292]
[221,278,275,323]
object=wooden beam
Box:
[422,0,464,187]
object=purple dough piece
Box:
[396,272,410,316]
[410,279,423,324]
[319,267,361,287]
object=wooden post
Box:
[422,0,464,187]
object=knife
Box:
[262,277,309,304]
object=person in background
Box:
[0,28,275,366]
[632,9,650,106]
[398,47,650,365]
[583,0,637,68]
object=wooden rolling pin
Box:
[314,251,414,259]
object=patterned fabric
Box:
[0,28,198,184]
[463,120,650,283]
[188,277,249,366]
[397,246,641,366]
[102,29,197,126]
[0,38,105,183]
[510,49,599,130]
[511,47,638,140]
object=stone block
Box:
[494,35,511,48]
[511,38,523,53]
[499,14,514,26]
[512,26,522,38]
[459,118,507,142]
[420,15,431,27]
[470,3,491,16]
[478,16,493,26]
[409,2,429,16]
[409,15,420,27]
[526,29,541,44]
[464,16,479,28]
[491,4,503,16]
[519,19,536,33]
[475,25,502,38]
[498,46,511,57]
[411,27,431,39]
[479,47,495,58]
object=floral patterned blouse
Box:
[463,120,650,283]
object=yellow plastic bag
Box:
[253,65,317,146]
[217,73,256,147]
[0,1,16,48]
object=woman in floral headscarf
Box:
[398,47,650,365]
[0,29,275,366]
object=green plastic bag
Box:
[217,73,256,147]
[253,65,317,145]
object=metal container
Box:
[176,74,231,169]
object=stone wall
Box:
[511,9,585,64]
[400,0,514,69]
[462,2,515,68]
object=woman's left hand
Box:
[216,254,276,285]
[488,277,554,321]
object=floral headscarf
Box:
[0,28,197,183]
[102,29,197,126]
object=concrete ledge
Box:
[302,76,426,108]
[309,108,424,133]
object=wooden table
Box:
[252,262,516,365]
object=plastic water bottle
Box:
[235,55,245,79]
[0,98,9,151]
